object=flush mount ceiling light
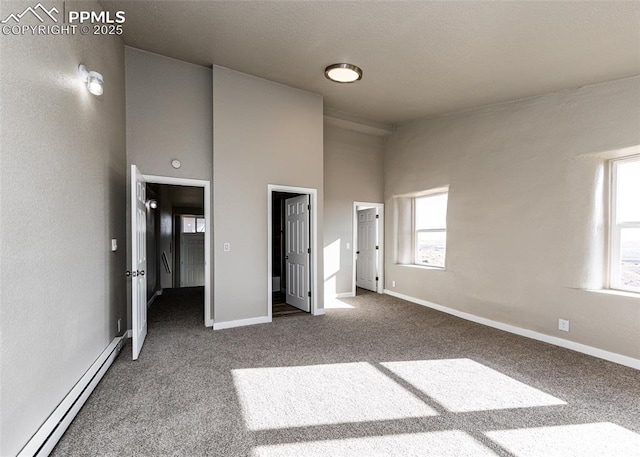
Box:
[324,63,363,83]
[78,64,104,96]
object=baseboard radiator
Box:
[17,332,129,457]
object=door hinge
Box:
[376,246,379,250]
[376,276,379,281]
[376,214,379,219]
[307,248,311,254]
[307,204,310,210]
[308,291,311,297]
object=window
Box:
[414,192,448,268]
[610,157,640,292]
[182,215,205,233]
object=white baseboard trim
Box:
[213,315,271,330]
[18,334,126,457]
[336,292,356,298]
[313,309,326,316]
[123,329,132,339]
[384,289,640,370]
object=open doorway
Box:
[130,166,211,360]
[352,202,384,296]
[267,184,320,319]
[271,191,304,317]
[145,184,207,299]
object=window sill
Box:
[396,263,446,271]
[583,288,640,299]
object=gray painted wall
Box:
[125,47,213,326]
[146,185,159,301]
[324,124,385,297]
[213,66,324,323]
[384,77,640,360]
[158,185,174,289]
[0,1,127,454]
[125,47,213,181]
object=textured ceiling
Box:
[101,1,640,124]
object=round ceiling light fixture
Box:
[324,63,363,83]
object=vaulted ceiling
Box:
[101,1,640,125]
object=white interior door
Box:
[285,194,310,312]
[131,165,147,360]
[356,208,378,292]
[181,233,205,287]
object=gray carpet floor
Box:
[51,288,640,457]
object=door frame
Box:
[143,174,213,327]
[267,184,319,318]
[352,202,385,295]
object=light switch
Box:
[111,239,118,252]
[224,242,230,252]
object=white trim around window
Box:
[609,155,640,293]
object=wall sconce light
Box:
[147,199,158,210]
[78,64,104,96]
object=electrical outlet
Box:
[117,318,121,333]
[392,280,396,287]
[558,318,570,332]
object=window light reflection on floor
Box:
[252,431,498,457]
[381,358,566,412]
[232,362,437,430]
[486,422,640,457]
[324,297,355,309]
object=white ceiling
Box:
[101,1,640,125]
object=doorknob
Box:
[125,271,131,277]
[356,251,360,254]
[285,256,289,259]
[139,270,145,276]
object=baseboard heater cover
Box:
[17,332,128,457]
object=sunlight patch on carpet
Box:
[486,422,640,457]
[324,297,355,309]
[381,358,566,412]
[252,431,497,456]
[232,362,437,430]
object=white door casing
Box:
[356,208,378,292]
[181,233,205,287]
[285,194,310,312]
[131,165,148,360]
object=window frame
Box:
[609,155,640,293]
[412,191,448,269]
[181,215,206,234]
